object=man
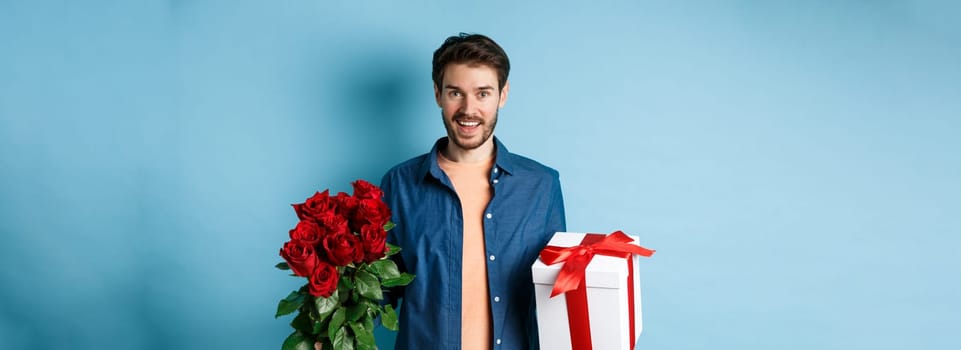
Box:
[380,33,566,350]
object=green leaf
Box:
[282,331,313,350]
[381,273,415,287]
[346,302,367,322]
[383,221,396,232]
[349,321,376,350]
[386,243,401,257]
[276,262,291,270]
[339,275,355,290]
[328,308,346,342]
[381,304,399,331]
[363,301,379,321]
[331,325,355,350]
[362,316,374,335]
[354,270,383,300]
[290,311,311,335]
[314,292,340,323]
[367,259,401,280]
[276,291,305,318]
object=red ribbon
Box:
[539,231,655,350]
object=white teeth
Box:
[457,121,480,127]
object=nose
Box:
[459,95,480,116]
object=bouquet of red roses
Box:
[275,180,413,350]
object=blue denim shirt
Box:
[380,137,566,350]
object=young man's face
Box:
[435,62,509,152]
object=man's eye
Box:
[479,91,490,98]
[449,91,462,97]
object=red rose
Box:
[322,231,364,266]
[352,180,384,200]
[355,198,391,227]
[359,224,388,263]
[317,212,349,235]
[279,239,319,277]
[289,220,324,245]
[292,190,337,222]
[334,191,359,217]
[308,261,339,297]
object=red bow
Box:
[540,231,655,297]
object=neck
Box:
[442,137,495,164]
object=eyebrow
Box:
[444,84,496,91]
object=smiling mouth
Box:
[457,120,480,127]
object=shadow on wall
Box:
[317,44,425,187]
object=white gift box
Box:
[531,232,644,350]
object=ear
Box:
[498,80,510,108]
[434,84,442,107]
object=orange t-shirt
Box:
[438,152,493,350]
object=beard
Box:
[442,109,498,151]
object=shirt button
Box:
[496,339,502,345]
[492,179,499,184]
[494,296,500,302]
[494,168,498,173]
[489,255,496,261]
[486,213,492,219]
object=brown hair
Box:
[432,33,510,91]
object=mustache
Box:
[452,114,483,123]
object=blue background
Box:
[1,0,959,349]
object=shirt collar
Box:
[418,136,515,182]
